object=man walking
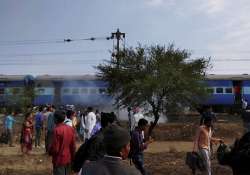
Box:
[4,111,17,147]
[49,110,76,175]
[130,118,153,175]
[84,107,96,140]
[35,107,44,148]
[193,117,223,175]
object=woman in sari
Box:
[21,112,33,154]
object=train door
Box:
[233,80,242,111]
[53,81,62,107]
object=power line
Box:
[0,36,112,46]
[0,60,104,65]
[0,49,108,58]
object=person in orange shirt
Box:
[193,117,223,175]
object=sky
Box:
[0,0,250,75]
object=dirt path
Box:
[146,141,193,153]
[0,141,233,175]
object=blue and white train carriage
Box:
[0,75,112,108]
[1,74,250,111]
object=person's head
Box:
[39,106,43,112]
[87,107,93,112]
[138,118,148,131]
[101,112,115,128]
[104,124,131,159]
[50,105,56,112]
[54,110,66,124]
[66,110,74,119]
[204,117,213,128]
[11,111,17,116]
[25,112,32,120]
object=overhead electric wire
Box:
[0,36,112,46]
[0,49,108,58]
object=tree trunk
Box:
[147,111,160,140]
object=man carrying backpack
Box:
[72,112,116,173]
[193,117,223,175]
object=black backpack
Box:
[0,131,8,144]
[217,142,231,165]
[72,138,93,173]
[186,152,206,173]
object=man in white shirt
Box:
[84,107,96,140]
[242,98,248,110]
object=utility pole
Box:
[110,29,126,119]
[111,29,125,67]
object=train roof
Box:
[0,74,98,81]
[0,75,26,81]
[1,74,250,81]
[206,74,250,80]
[36,75,98,81]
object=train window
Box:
[225,88,233,94]
[0,88,4,95]
[81,88,88,94]
[206,88,214,94]
[37,88,45,95]
[99,88,107,94]
[216,87,223,94]
[63,88,70,94]
[72,88,79,94]
[90,88,97,94]
[243,87,250,94]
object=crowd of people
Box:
[2,103,250,175]
[1,105,153,175]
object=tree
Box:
[7,86,36,112]
[97,44,210,137]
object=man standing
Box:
[84,107,96,140]
[241,108,250,133]
[35,107,44,148]
[130,118,153,175]
[81,124,140,175]
[193,117,223,175]
[4,111,17,147]
[45,105,55,153]
[49,110,76,175]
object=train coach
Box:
[0,74,250,112]
[202,74,250,112]
[0,75,113,108]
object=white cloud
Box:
[205,0,225,14]
[144,0,175,7]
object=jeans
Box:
[35,127,42,147]
[6,128,13,146]
[243,122,250,133]
[199,148,211,175]
[45,130,53,152]
[53,164,71,175]
[132,153,147,175]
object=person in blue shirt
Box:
[4,111,17,147]
[35,106,44,148]
[45,105,55,153]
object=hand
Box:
[145,137,154,145]
[219,139,224,144]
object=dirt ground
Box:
[0,115,245,175]
[0,141,233,175]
